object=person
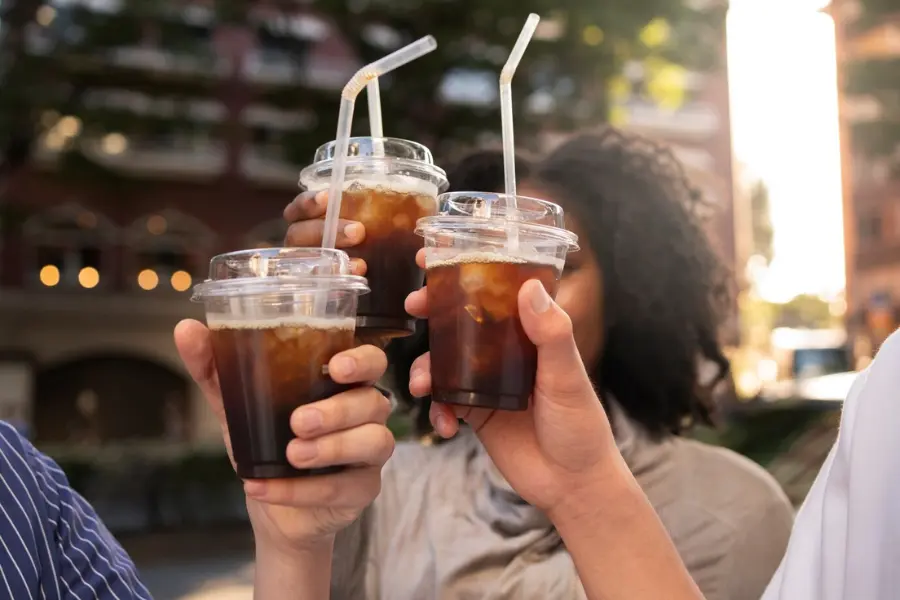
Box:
[281,128,794,599]
[176,276,704,600]
[0,339,395,599]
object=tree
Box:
[0,0,728,193]
[748,179,774,264]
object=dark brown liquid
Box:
[210,320,355,479]
[340,184,437,339]
[426,255,561,411]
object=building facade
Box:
[0,1,359,451]
[835,1,900,358]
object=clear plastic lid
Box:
[298,136,449,192]
[415,192,579,250]
[191,248,369,299]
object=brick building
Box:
[834,1,900,357]
[0,2,359,449]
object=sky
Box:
[726,0,845,302]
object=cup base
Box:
[433,389,529,412]
[237,463,346,480]
[355,315,416,340]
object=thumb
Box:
[518,280,595,408]
[173,319,225,423]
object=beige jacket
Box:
[333,406,793,600]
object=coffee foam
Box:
[207,315,356,331]
[306,174,438,198]
[427,251,564,271]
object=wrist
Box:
[255,533,335,564]
[547,454,638,534]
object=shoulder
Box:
[676,438,792,520]
[666,438,793,600]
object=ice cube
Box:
[464,303,484,324]
[459,263,490,294]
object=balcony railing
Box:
[240,146,299,186]
[34,134,227,178]
[107,46,229,77]
[622,100,721,140]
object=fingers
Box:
[405,287,429,319]
[244,465,382,508]
[173,320,222,415]
[291,387,392,440]
[283,190,328,222]
[285,218,365,248]
[429,402,460,438]
[409,352,432,398]
[328,345,388,384]
[518,280,594,407]
[350,258,367,277]
[286,423,394,470]
[416,247,426,269]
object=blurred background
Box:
[0,0,896,597]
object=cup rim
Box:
[191,274,370,300]
[298,136,449,192]
[414,215,580,251]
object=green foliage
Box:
[749,180,773,264]
[773,294,836,329]
[2,0,726,182]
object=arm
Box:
[254,537,334,600]
[0,423,152,599]
[549,456,705,600]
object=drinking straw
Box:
[367,78,384,138]
[321,35,438,249]
[499,13,540,250]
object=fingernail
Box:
[344,223,363,240]
[435,413,450,434]
[294,407,324,434]
[316,191,328,206]
[332,356,356,378]
[244,481,266,497]
[529,282,552,314]
[289,440,318,462]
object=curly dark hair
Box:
[389,130,731,438]
[534,128,731,436]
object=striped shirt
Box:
[0,421,152,599]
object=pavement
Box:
[122,527,255,600]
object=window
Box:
[23,203,117,289]
[127,209,214,293]
[858,213,882,244]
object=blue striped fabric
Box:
[0,421,152,599]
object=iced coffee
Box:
[193,248,369,479]
[416,193,579,411]
[300,137,448,339]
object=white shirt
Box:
[762,328,900,600]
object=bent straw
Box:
[321,35,438,249]
[499,13,540,250]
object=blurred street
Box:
[124,529,254,600]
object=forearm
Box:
[254,538,334,600]
[550,458,704,600]
[330,506,372,599]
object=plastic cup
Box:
[300,137,448,339]
[415,192,579,411]
[192,248,369,479]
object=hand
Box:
[405,250,624,517]
[283,190,367,277]
[174,319,395,555]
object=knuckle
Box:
[379,427,396,462]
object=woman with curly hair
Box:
[275,127,794,600]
